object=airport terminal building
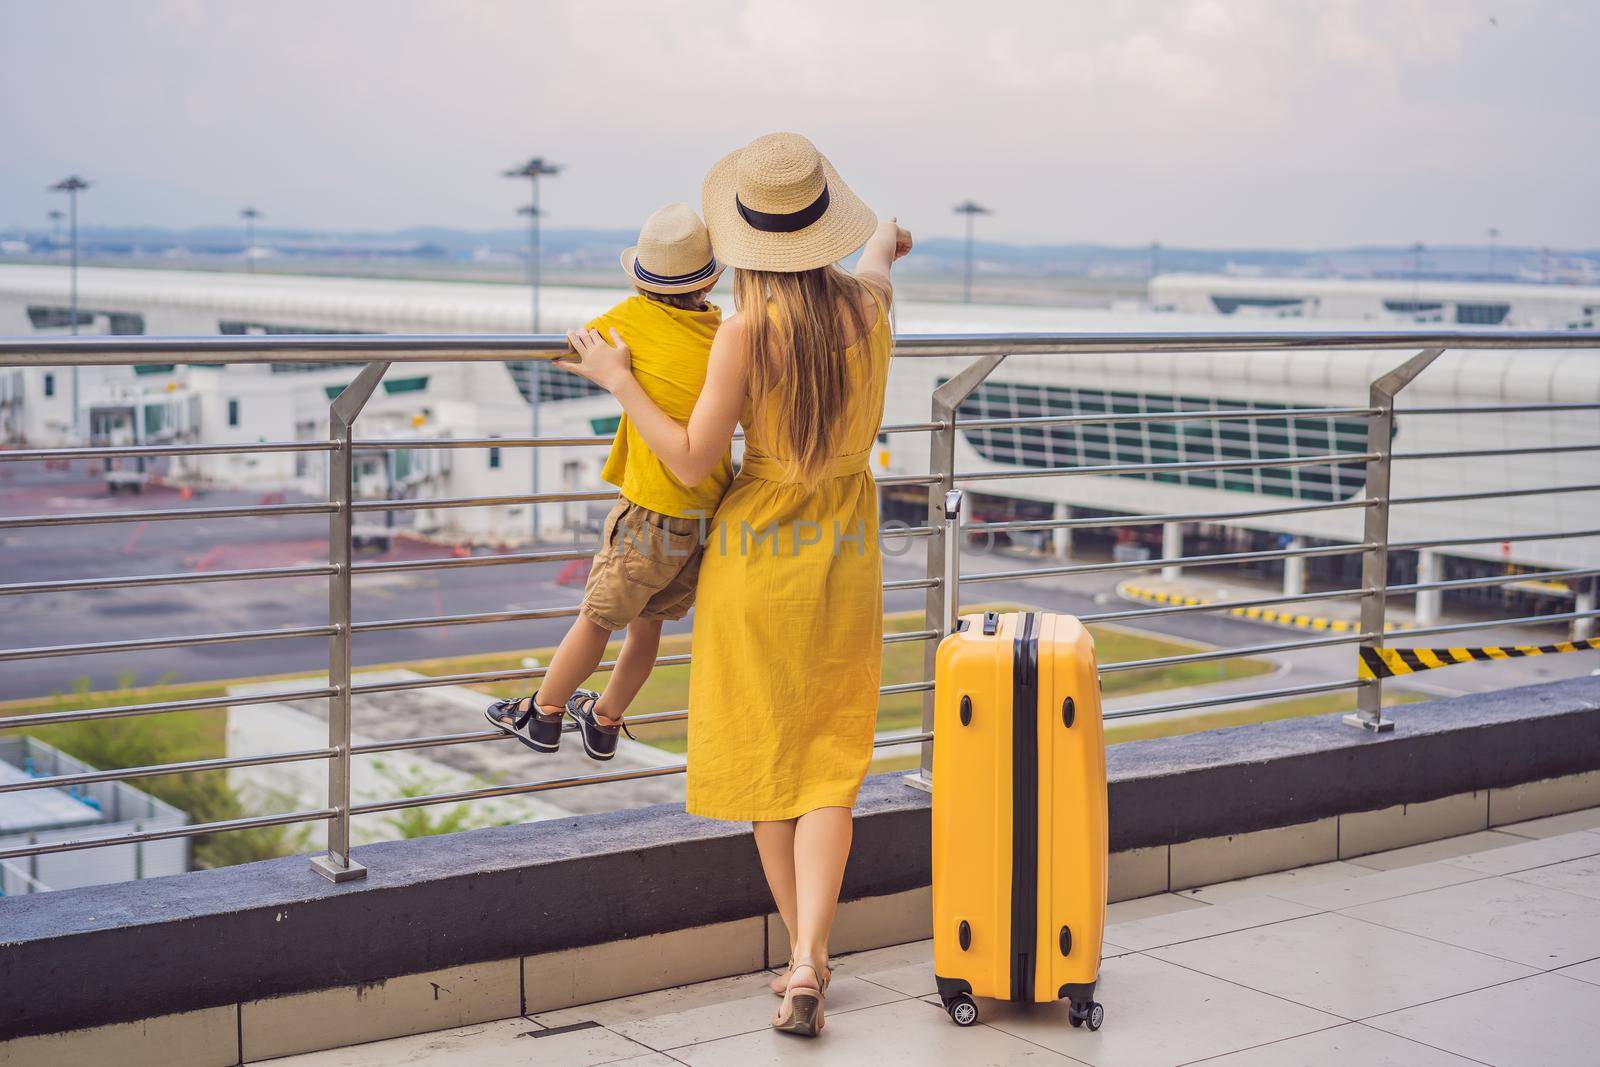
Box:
[2,264,1596,624]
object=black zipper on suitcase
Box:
[1010,612,1039,1002]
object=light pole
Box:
[503,157,561,542]
[50,175,90,443]
[1411,241,1424,302]
[47,209,63,245]
[953,200,990,303]
[241,207,262,273]
[1149,240,1163,282]
[1487,226,1499,278]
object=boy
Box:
[485,203,731,760]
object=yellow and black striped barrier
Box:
[1360,638,1600,680]
[1119,581,1408,634]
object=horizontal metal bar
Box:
[352,574,929,636]
[1395,402,1600,415]
[0,562,336,597]
[5,329,1595,367]
[0,439,337,462]
[1390,529,1600,552]
[1105,678,1370,720]
[0,808,335,862]
[1389,566,1600,596]
[349,765,683,814]
[883,628,940,645]
[1393,443,1600,461]
[1397,608,1600,641]
[1390,482,1600,507]
[875,730,933,747]
[353,704,702,757]
[353,435,612,450]
[0,499,336,530]
[349,728,935,816]
[349,575,937,637]
[353,694,940,762]
[0,746,335,794]
[351,489,617,512]
[0,685,337,731]
[1098,631,1373,674]
[350,605,604,635]
[962,497,1372,535]
[351,420,942,452]
[351,547,592,575]
[0,622,337,663]
[953,405,1379,431]
[353,728,515,755]
[876,474,941,487]
[1079,586,1372,625]
[884,525,936,539]
[347,653,675,693]
[881,679,935,695]
[351,653,931,697]
[954,451,1377,483]
[960,541,1375,584]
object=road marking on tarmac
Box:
[1118,581,1411,634]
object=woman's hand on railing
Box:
[559,328,634,392]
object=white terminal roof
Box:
[1152,271,1600,314]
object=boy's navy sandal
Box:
[566,689,633,762]
[484,697,564,753]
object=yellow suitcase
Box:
[932,609,1108,1030]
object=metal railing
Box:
[2,328,1598,883]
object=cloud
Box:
[1,0,1594,247]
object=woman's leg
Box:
[753,818,800,985]
[592,618,662,725]
[790,806,853,969]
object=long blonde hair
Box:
[734,265,873,484]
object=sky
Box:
[2,0,1596,249]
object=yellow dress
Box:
[686,292,891,822]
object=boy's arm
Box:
[855,217,913,301]
[558,316,746,487]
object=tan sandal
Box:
[770,957,832,996]
[772,958,825,1037]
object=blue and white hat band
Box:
[632,256,720,288]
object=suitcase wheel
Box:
[945,993,979,1026]
[1068,1000,1104,1031]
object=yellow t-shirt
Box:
[587,295,732,519]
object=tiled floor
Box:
[273,806,1600,1066]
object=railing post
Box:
[1346,347,1443,733]
[907,352,1007,792]
[311,359,389,883]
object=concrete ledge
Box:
[4,675,1598,1045]
[1107,675,1600,850]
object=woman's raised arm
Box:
[854,217,913,299]
[558,316,747,487]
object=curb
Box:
[1117,581,1411,634]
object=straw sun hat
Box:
[620,203,725,295]
[702,132,877,272]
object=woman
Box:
[561,131,911,1038]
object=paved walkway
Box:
[275,807,1600,1066]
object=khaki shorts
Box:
[579,499,707,631]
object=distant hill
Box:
[2,223,1594,285]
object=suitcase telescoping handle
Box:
[942,489,963,637]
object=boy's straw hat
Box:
[702,132,877,272]
[620,203,724,295]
